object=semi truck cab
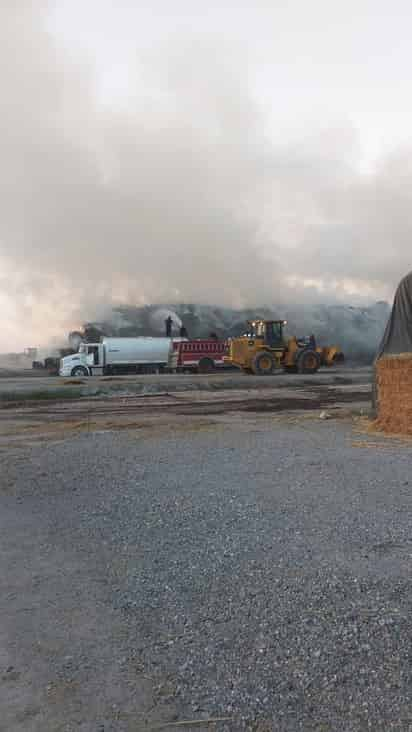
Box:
[60,343,101,377]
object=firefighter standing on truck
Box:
[165,316,173,337]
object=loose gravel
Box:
[2,416,412,731]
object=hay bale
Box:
[376,354,412,434]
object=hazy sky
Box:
[49,0,412,160]
[2,0,412,350]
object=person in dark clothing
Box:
[179,325,188,338]
[309,334,316,349]
[165,316,173,337]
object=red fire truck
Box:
[173,338,228,373]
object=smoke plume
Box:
[0,2,409,350]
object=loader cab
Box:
[247,320,286,348]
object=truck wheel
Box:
[71,366,89,377]
[198,358,215,374]
[297,350,320,374]
[252,351,275,375]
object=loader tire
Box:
[252,351,275,376]
[297,349,320,374]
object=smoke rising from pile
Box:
[0,2,410,350]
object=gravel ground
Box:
[2,414,412,731]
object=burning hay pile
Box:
[374,271,412,434]
[76,301,389,363]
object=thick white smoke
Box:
[0,2,408,350]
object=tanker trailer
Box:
[59,337,174,377]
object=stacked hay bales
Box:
[373,271,412,434]
[375,353,412,434]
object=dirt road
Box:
[0,366,371,399]
[0,371,371,450]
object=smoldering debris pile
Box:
[74,301,390,364]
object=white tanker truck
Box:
[59,337,175,377]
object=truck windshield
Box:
[79,344,86,354]
[87,346,99,365]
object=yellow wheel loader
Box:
[224,320,322,376]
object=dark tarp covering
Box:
[376,271,412,358]
[372,270,412,412]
